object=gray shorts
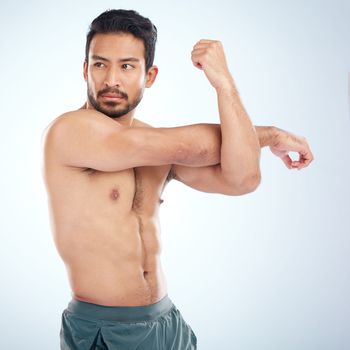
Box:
[60,294,197,349]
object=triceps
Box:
[198,123,222,166]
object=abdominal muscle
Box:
[57,211,168,307]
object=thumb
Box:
[282,154,293,169]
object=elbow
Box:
[224,170,261,196]
[240,172,261,194]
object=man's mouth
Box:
[101,94,124,100]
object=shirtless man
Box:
[41,9,313,350]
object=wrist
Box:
[256,126,278,147]
[214,77,237,94]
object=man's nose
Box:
[104,67,121,87]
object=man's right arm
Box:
[44,109,222,172]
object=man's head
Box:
[84,9,158,119]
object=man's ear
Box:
[145,65,158,88]
[83,61,88,81]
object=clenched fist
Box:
[191,39,234,91]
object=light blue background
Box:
[0,0,349,349]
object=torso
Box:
[42,115,174,306]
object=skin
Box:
[41,33,313,306]
[83,32,158,124]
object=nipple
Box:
[110,188,120,200]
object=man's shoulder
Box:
[57,109,107,123]
[51,109,120,131]
[132,118,154,128]
[42,109,121,146]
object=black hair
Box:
[85,9,157,71]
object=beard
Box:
[87,83,144,119]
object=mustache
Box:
[98,88,128,99]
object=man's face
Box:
[84,32,156,119]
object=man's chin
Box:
[97,101,126,115]
[99,106,129,119]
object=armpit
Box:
[165,165,177,183]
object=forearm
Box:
[215,82,261,187]
[162,123,276,167]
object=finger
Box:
[303,148,314,166]
[192,61,203,69]
[296,157,313,170]
[193,43,210,50]
[191,57,203,69]
[197,39,217,44]
[291,160,302,169]
[290,158,306,170]
[297,148,314,168]
[193,40,220,52]
[191,48,207,56]
[191,50,207,69]
[282,154,294,169]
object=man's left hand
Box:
[191,39,234,91]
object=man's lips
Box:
[101,94,124,100]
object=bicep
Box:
[172,163,244,196]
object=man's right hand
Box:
[268,127,314,170]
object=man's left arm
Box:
[170,39,313,195]
[170,124,314,195]
[182,39,262,196]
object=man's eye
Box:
[94,62,105,68]
[122,63,133,70]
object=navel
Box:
[110,188,120,200]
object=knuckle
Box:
[203,51,210,58]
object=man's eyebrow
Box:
[91,55,109,62]
[119,57,140,63]
[91,55,140,63]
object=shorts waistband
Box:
[66,295,175,322]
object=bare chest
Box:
[45,162,173,222]
[87,165,171,211]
